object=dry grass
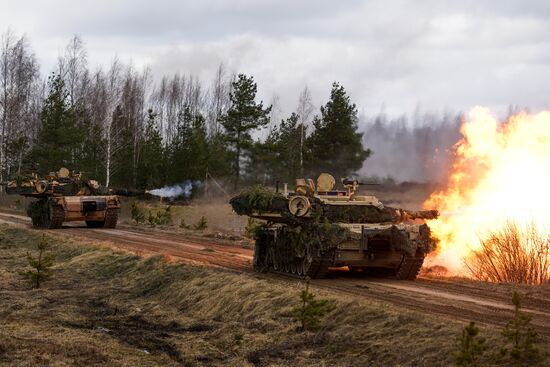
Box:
[466,221,550,285]
[0,225,548,366]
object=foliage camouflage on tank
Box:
[230,173,439,279]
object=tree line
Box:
[0,32,369,192]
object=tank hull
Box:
[253,222,433,280]
[26,196,120,229]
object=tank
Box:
[1,167,148,229]
[230,173,439,279]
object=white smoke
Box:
[148,181,200,198]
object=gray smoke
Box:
[359,111,463,183]
[149,181,200,198]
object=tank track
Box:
[47,204,65,229]
[254,235,334,279]
[103,208,118,228]
[395,253,425,280]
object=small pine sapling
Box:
[455,321,486,366]
[155,206,172,225]
[130,201,145,224]
[21,234,55,288]
[194,216,208,231]
[179,218,191,229]
[502,291,539,363]
[293,277,335,331]
[147,211,156,227]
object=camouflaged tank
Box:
[230,173,439,279]
[1,168,148,229]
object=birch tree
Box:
[0,30,39,184]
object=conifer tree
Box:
[136,109,164,188]
[502,291,539,363]
[307,82,370,178]
[21,234,54,289]
[219,74,271,189]
[30,74,83,173]
[168,106,212,183]
[254,112,304,182]
[455,321,486,366]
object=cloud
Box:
[1,0,550,117]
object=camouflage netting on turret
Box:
[230,185,289,216]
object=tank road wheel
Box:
[284,259,291,274]
[297,260,305,276]
[272,255,279,271]
[395,253,425,280]
[290,260,297,275]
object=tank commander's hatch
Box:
[58,167,70,178]
[317,173,336,192]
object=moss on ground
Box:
[0,225,548,366]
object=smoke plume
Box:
[149,181,200,198]
[359,111,463,183]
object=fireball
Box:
[424,107,550,273]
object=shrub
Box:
[455,321,486,366]
[147,211,156,227]
[130,201,145,224]
[502,291,539,363]
[155,206,172,226]
[465,221,550,285]
[292,277,335,331]
[179,218,191,229]
[194,216,208,231]
[21,234,54,288]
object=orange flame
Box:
[424,107,550,273]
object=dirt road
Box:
[1,211,549,338]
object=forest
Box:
[0,31,371,192]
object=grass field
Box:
[0,225,548,366]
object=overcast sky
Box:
[1,0,550,118]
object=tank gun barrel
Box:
[109,188,150,197]
[342,178,380,186]
[398,209,439,221]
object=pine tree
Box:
[168,106,213,184]
[293,278,335,331]
[307,82,370,178]
[30,74,83,174]
[136,109,164,189]
[252,112,304,182]
[219,74,271,189]
[502,291,539,363]
[455,321,486,366]
[21,234,55,289]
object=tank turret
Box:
[230,173,439,280]
[2,168,150,229]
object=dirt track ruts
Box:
[1,211,549,338]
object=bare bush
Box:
[465,222,550,285]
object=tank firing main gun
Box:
[2,167,158,230]
[230,173,440,280]
[1,169,153,198]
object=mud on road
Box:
[1,211,549,339]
